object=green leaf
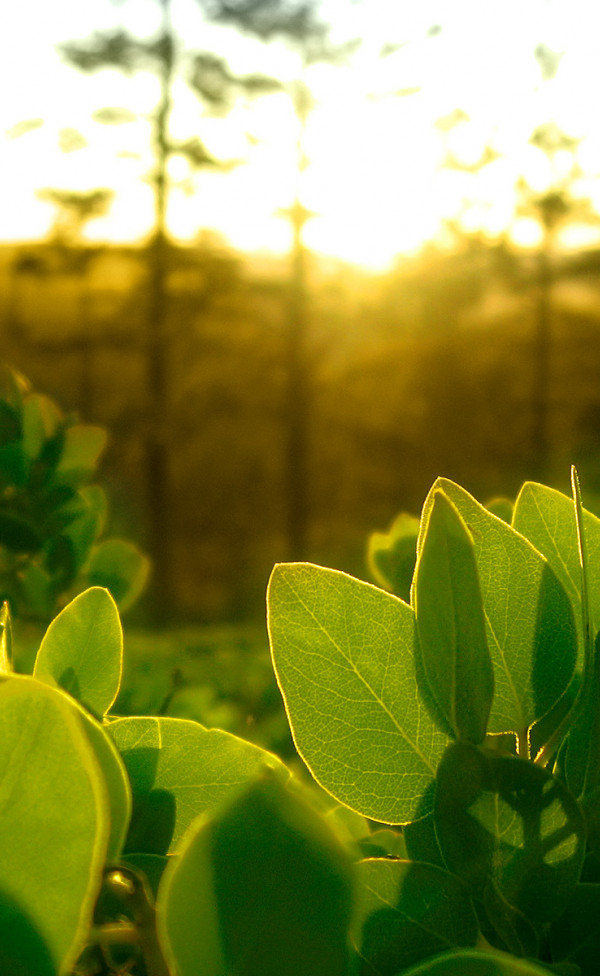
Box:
[354,858,479,976]
[54,424,107,483]
[419,480,577,748]
[34,587,123,719]
[571,467,593,671]
[560,636,600,853]
[0,674,110,974]
[562,633,600,797]
[62,494,103,573]
[0,442,28,485]
[481,878,540,959]
[16,560,55,619]
[107,716,287,855]
[0,601,12,673]
[35,427,66,480]
[400,947,564,975]
[512,481,600,665]
[45,533,77,589]
[403,811,446,871]
[434,742,585,927]
[325,803,372,843]
[16,665,130,863]
[74,702,132,862]
[267,563,448,824]
[79,484,108,538]
[367,513,420,601]
[360,828,408,860]
[0,890,56,976]
[0,398,21,445]
[21,393,62,461]
[86,538,150,611]
[157,771,355,976]
[550,883,600,974]
[0,510,42,553]
[414,491,494,744]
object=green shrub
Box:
[3,469,600,975]
[0,369,149,620]
[267,469,600,975]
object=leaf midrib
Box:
[282,576,437,775]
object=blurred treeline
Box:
[4,232,600,621]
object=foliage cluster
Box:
[0,370,149,620]
[3,468,600,975]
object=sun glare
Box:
[1,0,600,264]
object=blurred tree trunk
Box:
[532,233,552,480]
[284,82,311,559]
[58,0,353,610]
[531,192,567,481]
[145,0,175,622]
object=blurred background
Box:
[3,0,600,630]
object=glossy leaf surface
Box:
[414,491,493,743]
[268,563,447,824]
[158,772,355,976]
[0,675,109,974]
[108,715,287,855]
[418,480,577,743]
[34,586,122,718]
[354,858,479,976]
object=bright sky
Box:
[2,0,600,268]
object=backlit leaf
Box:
[414,491,493,744]
[157,771,355,976]
[360,828,408,860]
[34,586,122,718]
[418,480,577,746]
[403,812,445,871]
[268,563,448,824]
[0,602,12,673]
[354,858,479,975]
[512,481,600,664]
[0,674,110,974]
[107,715,287,855]
[74,701,132,862]
[434,742,585,927]
[0,891,56,976]
[400,947,563,975]
[562,634,600,799]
